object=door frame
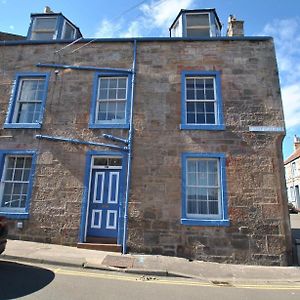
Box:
[79,150,128,245]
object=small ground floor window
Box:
[0,150,36,218]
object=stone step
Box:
[77,243,122,252]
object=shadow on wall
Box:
[0,260,55,299]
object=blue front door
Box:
[87,169,121,238]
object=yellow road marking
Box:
[50,267,300,291]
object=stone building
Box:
[0,8,292,265]
[284,136,300,210]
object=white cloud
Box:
[95,0,195,38]
[9,25,14,31]
[261,18,300,129]
[141,0,194,29]
[95,19,122,38]
[282,84,300,129]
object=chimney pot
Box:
[44,6,53,14]
[294,135,300,151]
[227,15,244,37]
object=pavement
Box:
[1,239,300,285]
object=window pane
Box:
[187,28,210,38]
[108,158,122,166]
[3,183,13,195]
[187,187,197,200]
[187,200,197,214]
[63,22,75,39]
[208,188,218,200]
[14,169,23,181]
[199,188,207,200]
[117,88,126,99]
[205,102,215,113]
[16,157,25,168]
[196,113,205,124]
[186,89,194,100]
[205,89,215,100]
[187,160,196,172]
[206,113,215,124]
[187,113,195,124]
[94,158,108,166]
[186,14,209,27]
[195,79,204,89]
[198,201,208,214]
[197,160,207,173]
[109,89,117,99]
[198,172,207,186]
[118,78,127,88]
[196,90,205,100]
[34,18,57,30]
[188,173,196,185]
[99,88,108,100]
[186,79,194,89]
[208,173,218,186]
[109,79,117,88]
[31,32,55,40]
[4,168,13,181]
[187,102,195,113]
[207,160,217,172]
[209,201,219,215]
[100,79,109,89]
[196,102,204,113]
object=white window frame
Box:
[61,20,76,40]
[31,16,58,40]
[185,13,211,37]
[185,157,222,219]
[95,76,128,125]
[12,77,46,124]
[185,76,217,125]
[0,155,33,213]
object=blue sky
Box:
[0,0,299,159]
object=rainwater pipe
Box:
[122,39,137,254]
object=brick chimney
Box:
[227,15,244,37]
[294,135,300,151]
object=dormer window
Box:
[170,9,222,38]
[31,17,57,40]
[27,8,82,41]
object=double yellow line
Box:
[52,267,300,291]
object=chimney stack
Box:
[44,6,53,14]
[294,135,300,151]
[227,15,244,37]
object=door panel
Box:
[87,169,121,238]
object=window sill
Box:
[181,218,230,227]
[89,123,130,129]
[4,123,42,129]
[180,124,225,131]
[0,212,29,219]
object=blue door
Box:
[87,169,121,238]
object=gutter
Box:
[122,39,137,254]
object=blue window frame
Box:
[4,72,50,129]
[0,150,37,219]
[181,152,229,226]
[180,71,225,130]
[89,72,132,129]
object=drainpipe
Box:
[122,39,137,254]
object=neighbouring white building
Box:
[285,136,300,210]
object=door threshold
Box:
[77,242,122,252]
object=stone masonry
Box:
[0,38,292,265]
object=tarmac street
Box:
[0,260,300,300]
